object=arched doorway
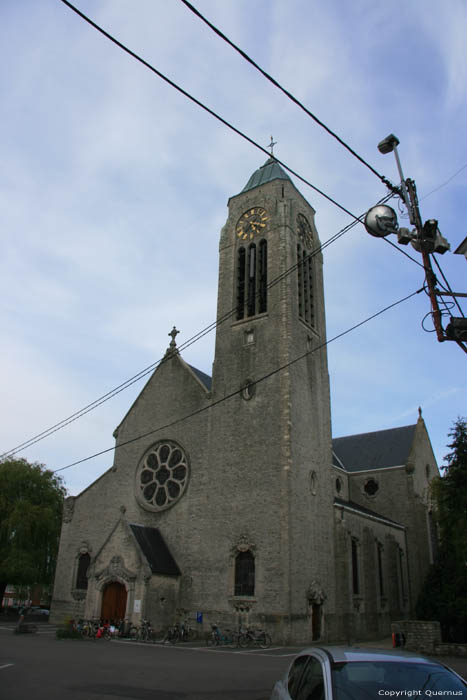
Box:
[101,581,127,621]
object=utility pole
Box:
[404,179,445,343]
[364,134,467,354]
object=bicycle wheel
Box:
[238,633,250,648]
[129,626,139,641]
[259,633,272,649]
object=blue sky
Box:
[1,0,466,495]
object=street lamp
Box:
[377,134,414,225]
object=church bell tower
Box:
[207,156,336,642]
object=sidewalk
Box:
[353,637,394,649]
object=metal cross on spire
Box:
[267,135,277,157]
[168,326,179,349]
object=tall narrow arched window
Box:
[307,254,314,325]
[351,538,359,595]
[302,249,309,320]
[237,247,246,320]
[297,244,315,327]
[297,244,303,317]
[377,542,384,597]
[247,244,256,317]
[258,239,268,313]
[76,553,90,590]
[234,550,255,596]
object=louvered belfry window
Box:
[236,241,267,320]
[297,243,314,326]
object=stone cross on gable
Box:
[169,326,179,350]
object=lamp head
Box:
[377,133,400,155]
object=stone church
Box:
[51,157,438,643]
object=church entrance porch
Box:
[101,581,127,620]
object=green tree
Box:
[416,417,467,640]
[0,458,66,606]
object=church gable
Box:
[114,342,210,443]
[91,517,146,579]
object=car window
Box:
[288,656,310,699]
[331,661,466,700]
[295,657,326,700]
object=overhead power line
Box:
[54,284,424,474]
[420,163,467,201]
[3,199,382,461]
[58,0,371,222]
[179,0,395,192]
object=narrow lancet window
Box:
[377,543,384,597]
[307,255,314,326]
[237,247,246,320]
[247,244,256,317]
[351,538,359,595]
[297,244,303,318]
[258,239,267,313]
[76,553,90,590]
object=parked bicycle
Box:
[129,618,156,642]
[163,621,196,644]
[206,624,239,647]
[238,626,272,649]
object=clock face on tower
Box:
[297,213,313,248]
[236,207,268,240]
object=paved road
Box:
[0,623,465,700]
[0,623,293,700]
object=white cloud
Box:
[1,0,465,494]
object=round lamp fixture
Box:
[364,204,399,238]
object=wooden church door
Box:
[101,582,127,621]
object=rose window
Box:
[136,441,189,512]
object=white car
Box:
[270,646,466,700]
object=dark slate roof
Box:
[334,498,404,529]
[188,364,212,391]
[240,158,292,194]
[332,424,416,473]
[130,524,181,576]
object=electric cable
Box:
[4,0,396,458]
[1,189,395,461]
[420,163,467,201]
[382,237,426,270]
[58,0,372,223]
[179,0,396,192]
[431,255,465,319]
[1,207,368,460]
[53,284,424,473]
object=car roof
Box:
[298,646,439,665]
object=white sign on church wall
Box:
[134,599,141,613]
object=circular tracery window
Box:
[364,478,379,496]
[136,440,190,512]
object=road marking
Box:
[0,664,14,670]
[112,639,297,656]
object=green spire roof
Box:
[241,158,292,193]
